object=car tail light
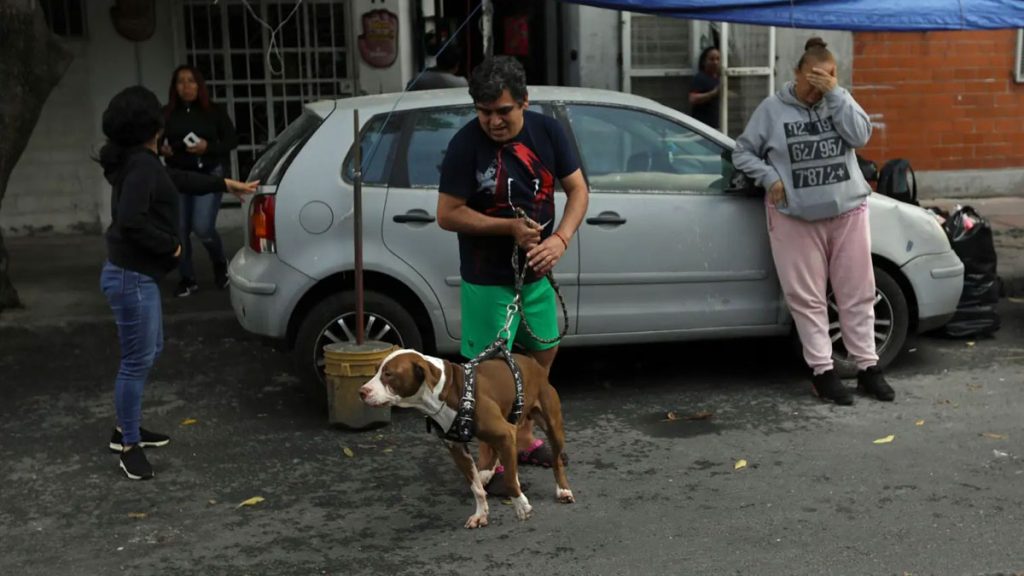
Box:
[249,193,276,253]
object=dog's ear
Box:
[413,357,442,391]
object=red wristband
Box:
[553,231,569,250]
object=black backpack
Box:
[877,158,917,205]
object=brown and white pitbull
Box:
[359,348,574,529]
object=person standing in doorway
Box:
[99,85,257,479]
[732,37,895,406]
[161,65,239,297]
[407,43,469,91]
[689,46,722,130]
[437,56,589,494]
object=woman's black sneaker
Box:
[120,446,154,480]
[811,369,854,405]
[175,278,199,297]
[108,427,170,453]
[213,261,229,289]
[857,366,896,401]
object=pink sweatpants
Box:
[767,203,879,375]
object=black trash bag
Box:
[940,206,1001,337]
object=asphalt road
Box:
[1,298,1022,576]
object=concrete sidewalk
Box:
[1,197,1022,328]
[0,229,245,328]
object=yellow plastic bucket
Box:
[323,341,395,429]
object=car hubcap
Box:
[314,312,406,378]
[827,288,895,359]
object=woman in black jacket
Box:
[160,65,239,297]
[99,86,256,480]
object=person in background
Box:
[99,85,257,480]
[160,65,239,297]
[732,37,895,406]
[689,46,722,130]
[407,43,469,91]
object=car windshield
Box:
[248,109,324,185]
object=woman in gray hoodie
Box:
[733,38,894,406]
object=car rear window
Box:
[248,109,324,185]
[343,113,403,186]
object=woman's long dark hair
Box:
[697,45,720,75]
[97,86,164,174]
[165,64,212,117]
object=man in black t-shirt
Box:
[437,56,589,490]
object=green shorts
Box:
[460,278,560,358]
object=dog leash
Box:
[508,207,570,345]
[426,211,567,443]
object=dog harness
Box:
[426,339,524,444]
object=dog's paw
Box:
[556,488,575,504]
[513,494,533,521]
[464,513,489,529]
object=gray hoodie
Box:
[733,81,873,221]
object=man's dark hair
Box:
[434,43,462,73]
[469,56,527,104]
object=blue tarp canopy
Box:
[561,0,1024,31]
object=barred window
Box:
[39,0,86,38]
[178,0,354,180]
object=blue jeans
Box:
[100,261,163,446]
[178,165,226,281]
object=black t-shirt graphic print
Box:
[440,111,579,286]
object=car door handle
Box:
[586,213,626,226]
[393,210,436,224]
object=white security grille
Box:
[722,23,774,137]
[176,0,354,180]
[623,13,698,113]
[630,14,692,70]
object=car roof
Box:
[308,86,730,145]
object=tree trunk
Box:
[0,0,73,312]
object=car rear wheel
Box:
[293,290,423,405]
[829,266,909,376]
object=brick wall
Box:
[852,30,1024,171]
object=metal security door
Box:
[620,14,775,138]
[719,22,776,138]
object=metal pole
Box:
[720,22,730,137]
[353,109,365,345]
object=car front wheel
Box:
[293,290,423,405]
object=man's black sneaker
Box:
[175,278,199,297]
[120,445,154,480]
[108,427,170,453]
[811,369,854,405]
[857,366,896,401]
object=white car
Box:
[229,87,964,399]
